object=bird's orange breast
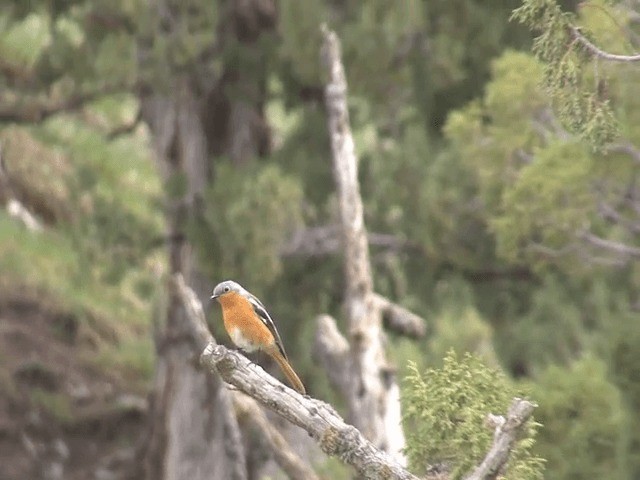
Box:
[218,291,275,351]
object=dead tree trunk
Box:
[139,0,277,478]
[319,26,407,464]
[141,80,247,480]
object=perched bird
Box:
[210,280,306,394]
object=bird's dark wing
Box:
[247,293,288,360]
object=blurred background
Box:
[1,0,639,479]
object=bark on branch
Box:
[200,343,419,480]
[373,293,427,339]
[464,399,537,480]
[579,231,640,259]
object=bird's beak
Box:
[210,293,219,300]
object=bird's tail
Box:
[266,348,306,394]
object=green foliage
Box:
[493,141,595,262]
[528,356,628,479]
[445,50,548,215]
[494,272,590,374]
[199,163,304,286]
[403,350,544,479]
[443,47,637,270]
[604,303,640,477]
[30,388,73,423]
[421,279,498,366]
[94,335,155,385]
[39,113,163,285]
[512,0,623,146]
[0,117,161,390]
[279,0,325,84]
[0,11,51,72]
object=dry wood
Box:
[464,399,537,480]
[373,293,427,339]
[320,24,407,462]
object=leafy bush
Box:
[403,350,544,479]
[529,356,628,479]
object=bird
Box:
[210,280,306,394]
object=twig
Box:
[280,225,411,258]
[170,274,214,351]
[605,141,640,164]
[464,399,537,480]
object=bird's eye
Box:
[224,286,230,293]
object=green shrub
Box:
[529,356,628,479]
[403,350,544,479]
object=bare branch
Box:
[313,314,351,395]
[464,399,537,480]
[179,273,528,480]
[570,26,640,62]
[200,343,419,480]
[372,294,427,339]
[233,392,320,480]
[169,275,248,480]
[6,199,43,232]
[579,231,640,259]
[280,225,341,257]
[281,225,410,257]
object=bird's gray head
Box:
[210,280,244,300]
